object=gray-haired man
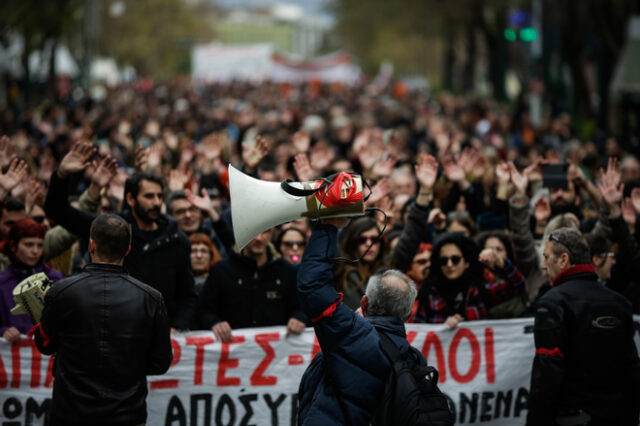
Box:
[528,228,640,425]
[296,218,426,425]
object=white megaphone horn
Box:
[229,165,365,250]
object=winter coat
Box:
[297,224,417,425]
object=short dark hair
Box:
[548,228,591,265]
[0,197,25,219]
[90,214,131,261]
[124,173,164,200]
[166,190,187,212]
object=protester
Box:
[296,217,427,425]
[44,141,197,332]
[32,214,172,426]
[196,229,308,342]
[0,219,64,342]
[527,227,640,425]
[276,227,306,265]
[189,232,220,293]
[334,216,388,310]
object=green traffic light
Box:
[519,27,538,42]
[504,28,517,42]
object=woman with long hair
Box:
[413,232,525,327]
[334,216,388,310]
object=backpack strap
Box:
[377,330,407,363]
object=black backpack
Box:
[372,331,454,426]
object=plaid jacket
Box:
[413,258,525,323]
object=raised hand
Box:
[168,168,192,192]
[534,196,551,223]
[479,247,505,270]
[242,135,270,171]
[293,153,316,182]
[201,132,224,161]
[459,147,480,176]
[524,158,544,183]
[442,154,466,183]
[415,153,438,189]
[631,187,640,213]
[185,187,213,213]
[310,141,335,172]
[602,157,621,188]
[59,140,96,179]
[496,162,510,185]
[91,156,118,188]
[0,158,28,193]
[25,177,45,214]
[366,177,391,206]
[371,151,397,178]
[508,162,528,195]
[0,135,15,169]
[427,208,447,230]
[597,166,624,207]
[291,130,311,154]
[134,144,149,172]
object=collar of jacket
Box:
[368,316,407,338]
[83,263,128,274]
[552,264,597,287]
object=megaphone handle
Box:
[280,179,328,197]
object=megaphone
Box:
[229,165,365,249]
[11,272,54,324]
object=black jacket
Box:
[527,264,640,426]
[44,171,197,329]
[34,263,172,426]
[197,247,307,329]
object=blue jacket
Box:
[297,224,411,426]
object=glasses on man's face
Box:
[174,206,199,216]
[357,236,379,245]
[282,241,306,248]
[191,247,211,256]
[440,255,462,266]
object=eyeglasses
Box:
[357,236,379,245]
[282,241,306,248]
[440,255,462,266]
[173,206,199,216]
[413,258,429,265]
[191,248,211,256]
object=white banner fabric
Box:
[1,317,639,425]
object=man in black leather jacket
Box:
[32,214,172,426]
[527,228,640,426]
[44,141,196,331]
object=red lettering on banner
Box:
[45,356,54,388]
[407,331,417,345]
[0,350,7,388]
[251,332,279,386]
[422,332,446,382]
[11,339,37,388]
[484,328,496,383]
[186,336,215,385]
[311,336,321,359]
[217,335,245,386]
[288,355,304,365]
[449,328,481,383]
[149,338,182,390]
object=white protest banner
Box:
[1,317,639,426]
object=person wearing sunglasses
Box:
[276,227,306,265]
[412,232,525,328]
[334,216,388,311]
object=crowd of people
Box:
[0,80,639,338]
[0,78,639,424]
